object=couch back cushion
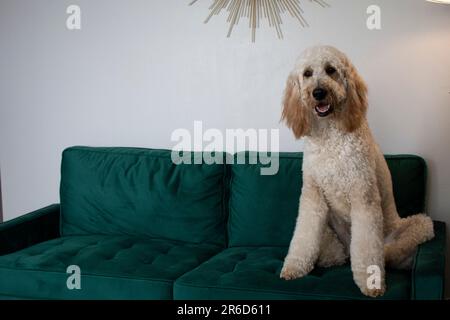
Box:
[60,147,228,246]
[228,153,427,247]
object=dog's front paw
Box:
[354,272,386,298]
[360,285,386,298]
[280,258,312,280]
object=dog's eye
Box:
[303,70,313,78]
[326,66,336,75]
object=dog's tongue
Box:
[317,104,330,113]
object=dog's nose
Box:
[312,88,328,101]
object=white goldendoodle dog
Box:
[280,45,434,297]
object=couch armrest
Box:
[0,204,60,256]
[412,221,446,300]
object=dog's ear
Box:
[342,64,368,133]
[281,73,310,139]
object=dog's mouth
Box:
[315,103,334,117]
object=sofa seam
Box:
[64,147,229,161]
[411,237,421,300]
[0,265,175,284]
[173,282,383,300]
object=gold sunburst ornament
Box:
[190,0,329,42]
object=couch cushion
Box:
[387,155,427,219]
[0,235,221,299]
[228,153,427,247]
[60,147,228,246]
[174,247,411,300]
[228,153,302,247]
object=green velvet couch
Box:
[0,146,446,300]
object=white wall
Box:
[0,0,449,293]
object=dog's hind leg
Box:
[317,225,349,268]
[384,214,434,269]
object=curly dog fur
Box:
[280,45,434,297]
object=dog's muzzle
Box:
[315,103,334,117]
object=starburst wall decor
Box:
[189,0,329,42]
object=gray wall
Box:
[0,0,449,294]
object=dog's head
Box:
[282,45,368,139]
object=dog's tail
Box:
[385,213,434,269]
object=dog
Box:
[279,45,434,297]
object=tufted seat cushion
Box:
[174,247,411,300]
[0,235,221,299]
